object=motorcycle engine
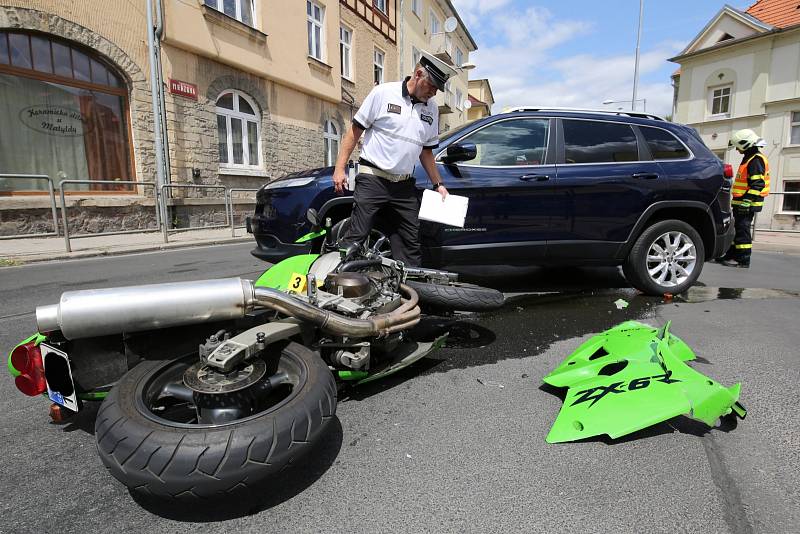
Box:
[324,272,372,298]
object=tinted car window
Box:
[563,120,638,164]
[457,119,549,166]
[640,126,689,160]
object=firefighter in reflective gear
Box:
[717,129,770,268]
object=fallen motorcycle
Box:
[7,224,504,502]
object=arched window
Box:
[0,30,132,193]
[323,120,339,166]
[216,90,261,168]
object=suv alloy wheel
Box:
[622,219,705,295]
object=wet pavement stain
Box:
[676,286,800,303]
[406,286,800,377]
[409,288,661,375]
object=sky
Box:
[451,0,756,117]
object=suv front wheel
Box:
[622,219,705,296]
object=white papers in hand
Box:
[418,189,468,228]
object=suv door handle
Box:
[631,172,659,179]
[520,174,550,182]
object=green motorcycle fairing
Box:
[295,229,326,243]
[543,321,746,444]
[254,254,320,291]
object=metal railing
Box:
[225,188,259,237]
[0,174,60,239]
[160,184,229,243]
[59,180,160,252]
[752,191,800,238]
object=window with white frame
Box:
[340,25,352,80]
[412,0,420,16]
[216,90,261,168]
[323,120,340,166]
[790,111,800,145]
[709,85,732,116]
[783,181,800,212]
[374,48,384,85]
[445,80,452,108]
[430,10,440,36]
[204,0,254,27]
[374,0,387,14]
[456,88,463,111]
[456,47,463,67]
[307,1,325,61]
[412,46,421,67]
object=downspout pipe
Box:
[155,0,172,191]
[146,0,169,241]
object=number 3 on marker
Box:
[289,272,307,293]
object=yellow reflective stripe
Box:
[731,199,746,205]
[735,244,752,249]
[746,189,762,196]
[752,201,764,206]
[748,174,764,181]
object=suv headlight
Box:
[264,177,316,189]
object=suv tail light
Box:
[723,164,733,178]
[11,342,47,396]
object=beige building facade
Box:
[397,0,476,132]
[0,0,399,236]
[671,1,800,231]
[467,78,494,121]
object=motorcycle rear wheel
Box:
[95,342,336,502]
[405,280,505,312]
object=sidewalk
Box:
[1,227,799,265]
[0,227,253,265]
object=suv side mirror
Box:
[441,143,477,164]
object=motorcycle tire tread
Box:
[94,342,336,502]
[406,281,505,312]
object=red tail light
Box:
[11,343,47,396]
[723,164,733,178]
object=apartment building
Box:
[397,0,477,132]
[0,0,397,235]
[670,0,800,230]
[467,78,494,120]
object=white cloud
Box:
[453,1,683,117]
[452,0,512,26]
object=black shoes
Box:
[715,258,750,268]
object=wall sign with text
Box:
[169,79,198,100]
[19,106,91,137]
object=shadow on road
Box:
[131,417,345,521]
[463,265,630,292]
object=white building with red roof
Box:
[670,0,800,229]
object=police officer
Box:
[332,51,457,266]
[717,129,770,268]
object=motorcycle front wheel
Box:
[95,341,336,502]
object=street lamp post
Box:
[632,0,644,111]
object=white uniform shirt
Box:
[353,79,439,175]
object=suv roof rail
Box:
[504,106,666,122]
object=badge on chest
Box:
[387,103,402,115]
[420,113,434,125]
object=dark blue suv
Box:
[247,108,734,296]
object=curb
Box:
[1,237,253,265]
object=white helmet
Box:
[729,129,765,152]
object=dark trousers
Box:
[342,173,422,266]
[724,208,755,263]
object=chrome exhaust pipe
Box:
[36,278,254,339]
[36,278,420,340]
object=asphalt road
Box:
[1,244,798,533]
